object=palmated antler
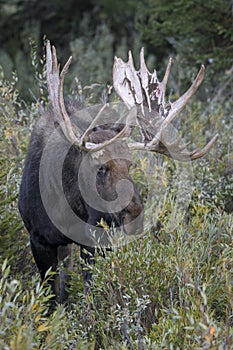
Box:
[113,48,218,161]
[46,41,135,152]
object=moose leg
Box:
[30,236,59,299]
[80,245,95,294]
[57,244,73,303]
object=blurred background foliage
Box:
[0,0,233,348]
[0,0,232,100]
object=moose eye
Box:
[97,165,108,178]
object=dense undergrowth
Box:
[0,55,232,349]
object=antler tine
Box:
[46,41,60,118]
[59,55,73,116]
[52,45,59,70]
[58,55,82,145]
[139,47,152,112]
[189,134,219,160]
[160,57,173,99]
[128,50,135,68]
[164,65,205,127]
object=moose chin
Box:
[18,41,218,303]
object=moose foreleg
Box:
[30,236,59,299]
[57,244,74,303]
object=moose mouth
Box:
[99,210,144,238]
[121,214,144,236]
[84,208,144,247]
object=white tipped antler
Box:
[113,48,218,161]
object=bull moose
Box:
[18,41,218,303]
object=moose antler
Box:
[46,41,134,152]
[113,48,218,161]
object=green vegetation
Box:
[136,0,233,72]
[0,0,232,99]
[0,1,233,348]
